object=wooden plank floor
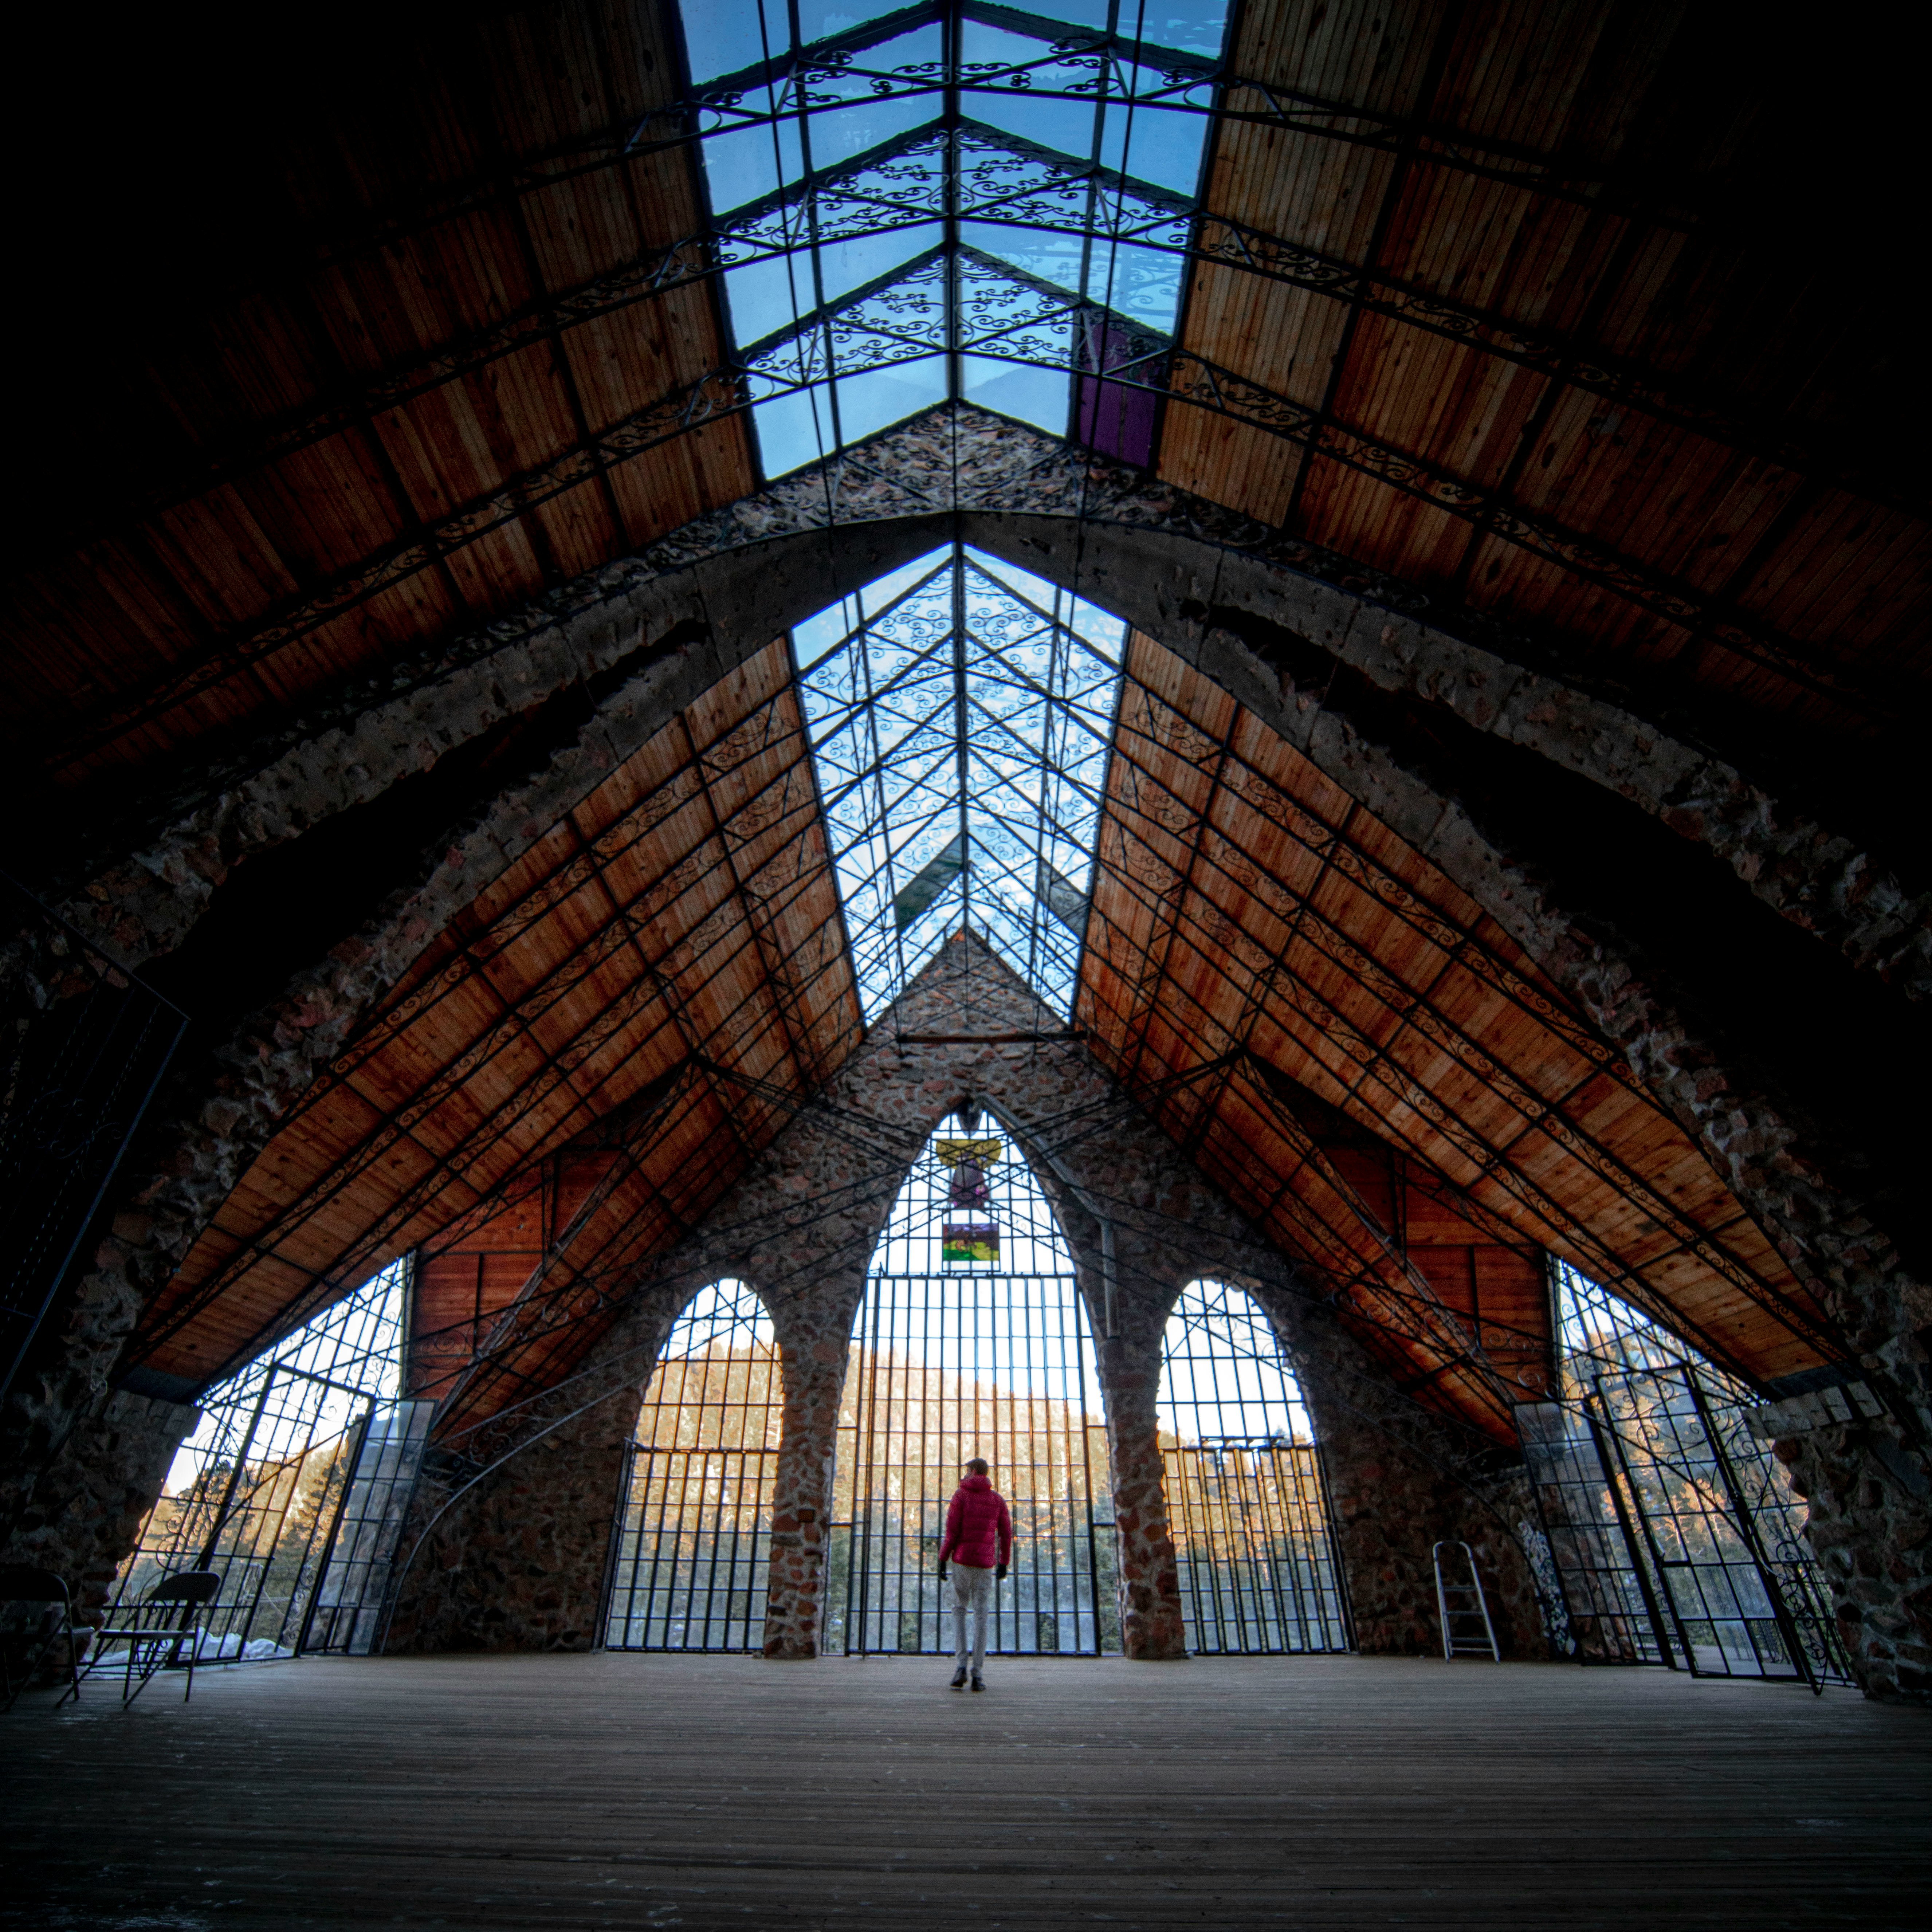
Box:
[3,1654,1927,1929]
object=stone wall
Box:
[1776,1419,1932,1700]
[385,932,1551,1662]
[386,1395,644,1654]
[3,1387,199,1640]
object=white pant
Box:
[950,1563,994,1673]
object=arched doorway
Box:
[603,1279,781,1652]
[830,1111,1115,1655]
[1158,1279,1351,1655]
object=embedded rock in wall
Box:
[1775,1417,1932,1703]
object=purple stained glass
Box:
[1075,315,1157,467]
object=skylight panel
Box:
[796,2,928,54]
[795,542,1127,1023]
[676,0,1231,480]
[680,0,790,86]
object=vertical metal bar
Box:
[296,1404,373,1656]
[1589,1397,1686,1672]
[193,1368,278,1576]
[1686,1371,1822,1693]
[1075,1257,1104,1653]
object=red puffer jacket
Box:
[939,1473,1013,1570]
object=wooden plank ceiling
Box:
[1078,633,1832,1440]
[129,643,860,1422]
[1164,0,1926,792]
[11,3,752,813]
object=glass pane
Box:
[680,0,790,83]
[671,2,1234,479]
[795,542,1124,1018]
[798,1,918,50]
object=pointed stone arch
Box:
[829,1105,1114,1658]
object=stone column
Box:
[1097,1327,1187,1660]
[762,1284,862,1658]
[2,1387,201,1642]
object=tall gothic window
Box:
[830,1110,1115,1654]
[604,1279,784,1652]
[1157,1278,1350,1654]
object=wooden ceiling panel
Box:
[1157,412,1296,526]
[1080,632,1830,1430]
[11,4,753,804]
[1378,168,1635,336]
[1180,0,1924,772]
[1327,314,1551,475]
[130,641,860,1389]
[1741,497,1932,666]
[1235,0,1450,113]
[1161,270,1348,475]
[1206,120,1393,266]
[1290,463,1476,588]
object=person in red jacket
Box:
[937,1457,1012,1691]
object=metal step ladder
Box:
[1432,1540,1501,1661]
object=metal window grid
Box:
[1514,1398,1667,1666]
[102,1261,414,1666]
[796,542,1127,1018]
[1550,1261,1854,1689]
[1158,1278,1351,1654]
[831,1111,1114,1655]
[674,1,1230,478]
[604,1279,784,1652]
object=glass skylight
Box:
[796,542,1127,1020]
[675,1,1233,477]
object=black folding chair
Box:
[0,1566,83,1711]
[79,1570,223,1705]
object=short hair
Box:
[966,1457,990,1474]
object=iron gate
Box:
[831,1113,1114,1657]
[604,1279,782,1652]
[1593,1366,1849,1687]
[1158,1279,1351,1655]
[104,1264,422,1665]
[1516,1400,1669,1665]
[1166,1441,1351,1653]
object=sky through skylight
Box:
[796,542,1126,1020]
[674,1,1233,476]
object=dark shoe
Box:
[970,1673,985,1692]
[949,1667,967,1690]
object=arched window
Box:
[604,1279,781,1652]
[1158,1279,1350,1654]
[830,1112,1114,1655]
